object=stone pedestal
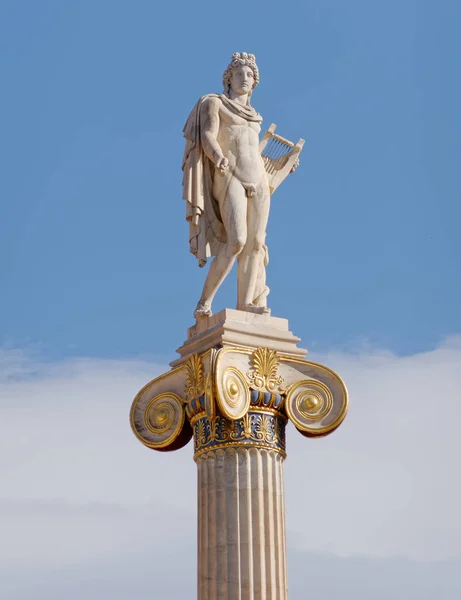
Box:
[130,310,348,599]
[171,309,307,367]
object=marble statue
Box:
[182,52,302,319]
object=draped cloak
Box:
[182,94,270,306]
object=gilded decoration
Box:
[215,363,251,420]
[185,394,207,421]
[285,378,347,437]
[203,371,215,419]
[185,354,205,401]
[247,347,285,392]
[193,410,286,460]
[250,389,284,411]
[143,392,186,449]
[130,344,348,454]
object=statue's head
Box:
[223,52,259,102]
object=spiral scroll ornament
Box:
[143,392,188,449]
[285,378,348,437]
[216,365,251,420]
[184,354,205,401]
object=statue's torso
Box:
[216,102,267,186]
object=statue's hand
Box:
[217,157,229,175]
[290,156,300,173]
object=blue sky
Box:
[1,0,460,363]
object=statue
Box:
[182,52,303,319]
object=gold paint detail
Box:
[150,402,174,433]
[285,379,347,436]
[130,346,348,452]
[196,419,208,447]
[301,394,321,412]
[295,385,331,422]
[188,405,283,428]
[225,372,242,407]
[203,371,215,419]
[229,381,239,397]
[194,441,287,462]
[184,354,205,401]
[216,365,251,420]
[192,410,286,460]
[143,392,186,449]
[238,413,253,439]
[247,347,285,392]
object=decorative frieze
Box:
[192,409,287,460]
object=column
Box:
[193,408,288,600]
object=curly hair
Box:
[222,52,260,98]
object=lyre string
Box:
[261,135,292,175]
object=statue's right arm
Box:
[200,97,225,167]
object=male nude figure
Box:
[182,53,283,319]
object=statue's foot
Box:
[194,300,212,319]
[240,303,271,315]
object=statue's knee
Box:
[230,238,246,256]
[253,238,265,253]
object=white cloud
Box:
[0,352,196,576]
[1,339,461,597]
[285,337,461,561]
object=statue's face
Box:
[230,65,255,95]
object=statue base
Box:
[171,308,307,367]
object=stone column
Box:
[193,409,288,599]
[130,311,348,600]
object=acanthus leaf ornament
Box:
[247,347,285,392]
[241,413,253,439]
[255,413,272,441]
[196,419,208,447]
[184,354,205,402]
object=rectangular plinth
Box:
[171,308,307,367]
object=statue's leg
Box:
[237,185,270,311]
[195,179,247,317]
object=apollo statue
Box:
[182,52,303,319]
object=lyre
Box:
[259,124,305,194]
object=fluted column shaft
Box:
[197,447,287,600]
